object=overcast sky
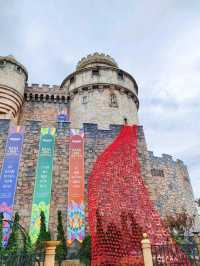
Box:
[1,1,200,196]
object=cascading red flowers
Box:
[88,125,189,266]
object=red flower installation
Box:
[88,125,189,266]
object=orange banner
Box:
[67,129,85,244]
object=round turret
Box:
[61,53,139,129]
[0,55,28,119]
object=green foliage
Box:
[195,198,200,208]
[0,212,3,251]
[78,235,91,266]
[55,210,67,265]
[6,212,21,252]
[35,211,51,251]
[24,235,35,253]
[165,209,194,243]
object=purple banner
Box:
[57,109,69,122]
[0,126,24,244]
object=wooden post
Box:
[141,233,153,266]
[44,240,60,266]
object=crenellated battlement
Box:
[26,83,61,91]
[148,150,185,166]
[76,52,118,70]
[24,83,68,103]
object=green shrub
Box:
[78,235,91,266]
[55,210,67,265]
[35,211,51,251]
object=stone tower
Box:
[61,53,139,129]
[0,55,28,121]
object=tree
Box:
[6,212,21,252]
[0,212,3,251]
[165,209,194,244]
[55,210,67,265]
[79,235,91,266]
[24,234,34,253]
[195,198,200,207]
[35,211,51,251]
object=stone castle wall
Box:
[148,151,197,217]
[0,118,197,238]
[19,84,68,127]
[0,60,26,95]
[62,65,139,129]
[20,83,139,129]
[69,87,139,129]
[0,59,27,119]
[0,53,198,239]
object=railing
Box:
[0,252,45,266]
[151,243,200,266]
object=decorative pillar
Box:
[141,233,153,266]
[44,240,60,266]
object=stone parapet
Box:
[24,84,67,104]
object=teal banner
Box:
[29,128,56,243]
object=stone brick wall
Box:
[65,67,137,96]
[49,122,70,237]
[137,126,158,201]
[62,55,139,129]
[0,119,198,238]
[0,60,26,95]
[0,119,10,172]
[13,120,41,229]
[19,84,68,127]
[69,87,139,129]
[20,101,67,127]
[148,151,198,218]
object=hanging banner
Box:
[67,129,85,244]
[29,128,56,243]
[57,109,69,123]
[0,126,24,245]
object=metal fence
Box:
[0,219,46,266]
[0,252,45,266]
[151,243,200,266]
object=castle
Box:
[0,53,198,241]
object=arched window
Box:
[15,65,22,73]
[61,96,65,103]
[51,95,54,102]
[0,60,6,67]
[110,93,118,107]
[82,95,88,104]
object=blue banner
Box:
[0,126,24,245]
[57,110,69,122]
